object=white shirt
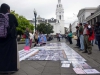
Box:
[29,33,33,40]
[83,28,87,34]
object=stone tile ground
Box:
[1,38,100,75]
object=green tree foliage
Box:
[37,23,54,34]
[10,10,34,35]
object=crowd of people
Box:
[0,2,100,74]
[24,28,47,47]
[67,22,100,55]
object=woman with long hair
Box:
[0,3,19,73]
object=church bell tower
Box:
[56,0,64,23]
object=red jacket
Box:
[87,29,95,41]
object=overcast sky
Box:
[0,0,100,27]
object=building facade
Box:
[29,0,64,35]
[71,21,79,33]
[77,8,97,23]
[86,5,100,25]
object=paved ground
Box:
[2,38,100,75]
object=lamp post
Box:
[46,23,48,35]
[34,9,37,32]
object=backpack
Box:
[0,13,9,38]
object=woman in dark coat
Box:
[95,22,100,51]
[0,3,19,73]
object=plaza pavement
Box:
[2,38,100,75]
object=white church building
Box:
[29,0,65,35]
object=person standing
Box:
[83,23,94,54]
[34,31,39,46]
[0,3,19,73]
[29,31,33,47]
[24,28,30,46]
[68,31,73,44]
[65,33,68,42]
[94,22,100,51]
[79,23,84,51]
[75,26,80,48]
[58,34,61,42]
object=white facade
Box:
[77,8,97,23]
[71,21,79,33]
[55,0,65,34]
[86,5,100,24]
[29,0,65,35]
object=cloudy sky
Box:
[0,0,100,27]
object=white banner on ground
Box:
[19,49,39,62]
[84,69,100,74]
[73,68,86,74]
[61,64,70,68]
[61,61,71,64]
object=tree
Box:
[37,23,54,34]
[10,10,34,35]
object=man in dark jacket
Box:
[79,23,84,51]
[95,22,100,51]
[76,26,80,48]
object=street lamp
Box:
[46,23,49,35]
[34,9,37,32]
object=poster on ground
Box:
[84,69,100,74]
[61,64,70,68]
[73,68,86,74]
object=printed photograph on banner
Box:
[61,64,70,68]
[61,61,71,64]
[78,61,92,69]
[84,69,100,74]
[73,68,86,74]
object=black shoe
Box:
[88,53,92,55]
[82,51,87,53]
[74,47,79,48]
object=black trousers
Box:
[34,39,38,47]
[77,37,80,47]
[69,37,72,44]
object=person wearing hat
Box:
[75,26,80,48]
[83,23,94,54]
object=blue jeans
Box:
[25,39,29,46]
[80,35,84,50]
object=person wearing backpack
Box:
[0,3,19,73]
